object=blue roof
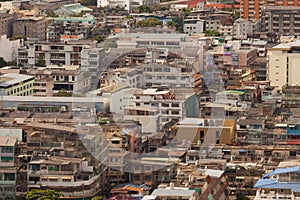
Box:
[262,166,300,178]
[255,166,300,192]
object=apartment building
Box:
[47,15,96,42]
[263,6,300,36]
[183,19,205,34]
[124,87,198,133]
[26,65,85,95]
[0,73,34,96]
[233,18,254,39]
[241,0,299,20]
[17,40,96,66]
[175,118,235,145]
[13,17,47,41]
[267,40,300,91]
[81,48,106,90]
[282,85,300,108]
[0,13,16,37]
[27,156,102,198]
[0,136,18,200]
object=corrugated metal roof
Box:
[262,166,300,178]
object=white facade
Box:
[233,18,253,39]
[268,40,300,91]
[183,19,205,35]
[109,88,142,115]
[97,0,158,11]
[0,35,20,62]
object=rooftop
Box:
[0,136,18,146]
[0,73,34,87]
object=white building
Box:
[124,87,198,133]
[267,40,300,91]
[183,19,205,35]
[97,0,159,11]
[0,35,20,62]
[81,48,106,90]
[233,18,254,39]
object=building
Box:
[54,3,92,16]
[263,6,300,36]
[17,40,96,66]
[241,0,299,20]
[0,136,18,200]
[0,13,15,37]
[80,48,106,90]
[0,73,34,96]
[282,85,300,108]
[97,0,159,11]
[47,15,96,42]
[233,18,254,39]
[254,165,300,200]
[183,19,205,35]
[124,87,199,133]
[26,65,85,95]
[267,40,300,91]
[0,35,20,62]
[13,16,47,41]
[174,118,235,145]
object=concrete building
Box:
[183,19,205,35]
[0,13,15,37]
[0,35,20,62]
[174,118,235,145]
[13,16,46,41]
[233,18,254,39]
[97,0,159,11]
[124,87,198,133]
[81,48,106,90]
[0,73,34,96]
[267,40,300,91]
[0,136,18,200]
[263,6,300,36]
[17,40,96,66]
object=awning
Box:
[48,176,58,179]
[1,156,13,161]
[62,176,72,180]
[223,149,231,152]
[236,176,245,179]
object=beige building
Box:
[267,40,300,91]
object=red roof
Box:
[204,3,233,9]
[178,0,201,7]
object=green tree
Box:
[25,189,63,200]
[137,5,152,13]
[92,196,106,200]
[95,35,105,43]
[46,10,58,17]
[233,11,240,20]
[182,8,191,16]
[7,60,17,66]
[136,18,162,28]
[204,30,221,36]
[0,57,7,67]
[236,193,251,200]
[35,55,46,67]
[167,21,176,28]
[57,89,70,97]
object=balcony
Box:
[254,191,300,200]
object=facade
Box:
[263,6,300,36]
[13,17,46,41]
[0,35,20,62]
[124,87,198,133]
[267,40,300,91]
[233,18,254,39]
[175,118,235,145]
[0,136,18,200]
[254,166,300,200]
[81,48,106,90]
[17,40,96,66]
[183,19,205,35]
[0,13,15,37]
[241,0,299,20]
[0,73,34,96]
[47,15,97,42]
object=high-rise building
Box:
[241,0,299,19]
